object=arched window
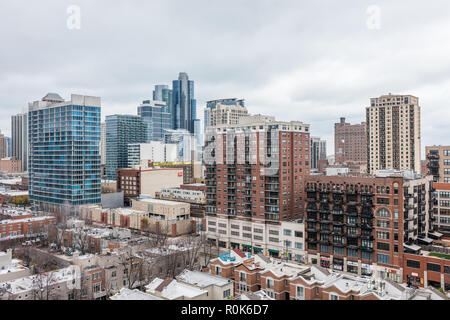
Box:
[377,208,390,218]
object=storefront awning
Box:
[253,247,263,252]
[268,249,279,254]
[242,244,252,248]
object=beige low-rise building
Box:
[131,198,190,222]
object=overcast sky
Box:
[1,1,450,157]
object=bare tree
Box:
[31,270,57,300]
[72,228,90,255]
[179,233,202,271]
[117,247,143,289]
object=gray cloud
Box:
[1,0,450,158]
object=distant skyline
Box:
[2,1,450,157]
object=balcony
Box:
[427,154,439,160]
[345,211,358,217]
[360,210,374,218]
[360,246,374,253]
[361,223,374,230]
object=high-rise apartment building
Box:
[205,115,311,222]
[310,137,327,170]
[425,146,450,183]
[0,132,8,159]
[204,98,248,129]
[366,94,421,174]
[138,100,172,142]
[28,93,101,213]
[100,122,106,166]
[105,115,147,180]
[172,72,198,133]
[334,117,367,165]
[304,170,434,279]
[11,113,28,172]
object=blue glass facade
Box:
[172,72,198,133]
[28,95,101,208]
[138,101,172,142]
[105,114,147,180]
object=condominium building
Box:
[153,85,173,116]
[304,170,434,281]
[433,183,450,236]
[425,146,450,183]
[100,122,106,165]
[105,114,147,180]
[310,136,327,170]
[204,98,248,129]
[138,100,172,142]
[334,117,367,165]
[205,114,311,222]
[366,94,421,174]
[11,113,28,172]
[0,132,8,159]
[28,93,101,212]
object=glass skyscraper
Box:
[105,114,147,180]
[172,72,198,133]
[153,85,173,118]
[138,100,172,142]
[28,93,101,213]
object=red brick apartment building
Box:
[334,117,367,165]
[204,115,311,222]
[304,171,434,282]
[0,215,56,240]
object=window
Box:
[295,231,303,238]
[406,259,420,269]
[377,254,390,264]
[377,197,390,205]
[330,294,338,300]
[295,242,303,249]
[377,209,390,218]
[296,286,304,298]
[266,278,274,289]
[223,289,231,299]
[239,272,246,282]
[377,242,390,251]
[283,229,292,236]
[377,220,390,228]
[427,263,441,273]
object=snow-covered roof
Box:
[0,216,54,225]
[0,266,78,295]
[145,278,207,300]
[110,288,162,300]
[238,290,274,300]
[177,270,231,288]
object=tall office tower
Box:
[204,98,248,128]
[366,94,421,174]
[0,131,9,159]
[310,136,327,170]
[304,170,434,278]
[100,122,106,165]
[172,72,198,133]
[11,113,28,172]
[153,85,173,117]
[425,146,450,183]
[334,117,367,165]
[6,137,11,157]
[105,114,147,180]
[28,93,101,213]
[204,115,311,222]
[153,85,168,101]
[137,100,172,142]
